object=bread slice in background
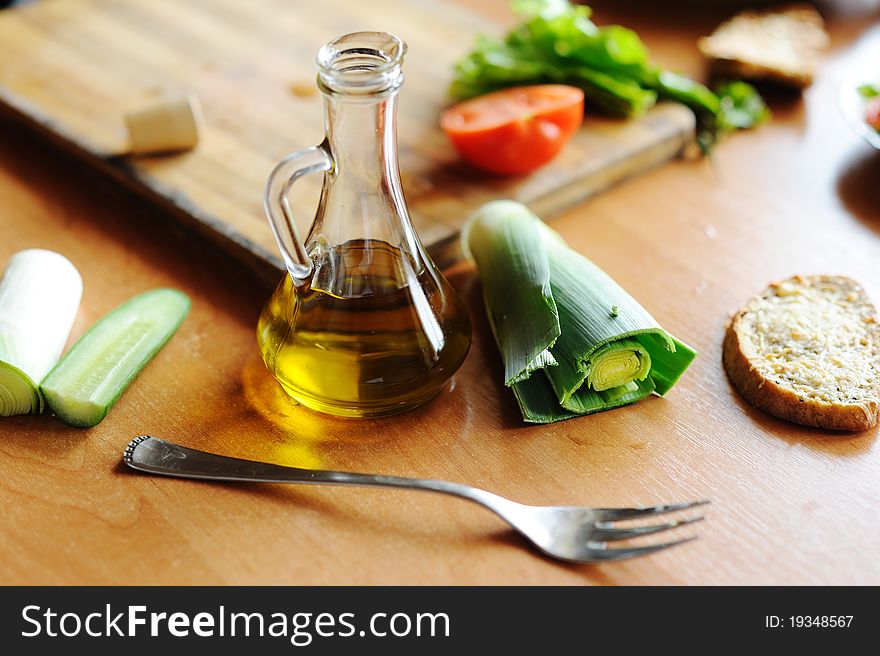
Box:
[723,275,880,431]
[698,4,829,89]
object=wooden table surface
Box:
[1,0,879,585]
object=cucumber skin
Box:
[40,289,190,428]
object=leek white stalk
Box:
[0,249,83,415]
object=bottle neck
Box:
[322,90,400,191]
[309,31,414,258]
[310,84,419,261]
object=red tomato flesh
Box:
[440,85,584,176]
[867,97,880,131]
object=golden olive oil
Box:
[257,240,471,418]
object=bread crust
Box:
[698,4,829,89]
[723,276,880,432]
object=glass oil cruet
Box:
[257,32,472,418]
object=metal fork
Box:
[123,435,707,564]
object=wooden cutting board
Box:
[0,0,694,281]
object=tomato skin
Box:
[440,85,584,176]
[867,97,880,131]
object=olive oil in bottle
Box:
[259,33,472,417]
[257,240,471,418]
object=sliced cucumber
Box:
[40,288,190,428]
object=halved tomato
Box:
[867,97,880,131]
[440,85,584,176]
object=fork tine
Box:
[594,498,709,521]
[593,515,704,541]
[584,536,698,562]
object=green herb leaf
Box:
[716,80,771,130]
[857,84,880,99]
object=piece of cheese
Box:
[125,91,203,155]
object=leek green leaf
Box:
[464,201,560,386]
[562,376,655,416]
[512,372,577,424]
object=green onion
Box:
[0,249,83,416]
[465,201,696,423]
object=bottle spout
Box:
[317,32,406,96]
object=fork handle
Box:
[124,436,511,514]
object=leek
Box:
[465,201,696,423]
[0,249,83,416]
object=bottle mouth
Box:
[317,32,406,95]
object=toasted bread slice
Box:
[723,275,880,431]
[698,4,829,89]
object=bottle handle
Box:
[263,145,334,283]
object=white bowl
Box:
[839,73,880,150]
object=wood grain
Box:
[0,0,879,585]
[0,0,693,282]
